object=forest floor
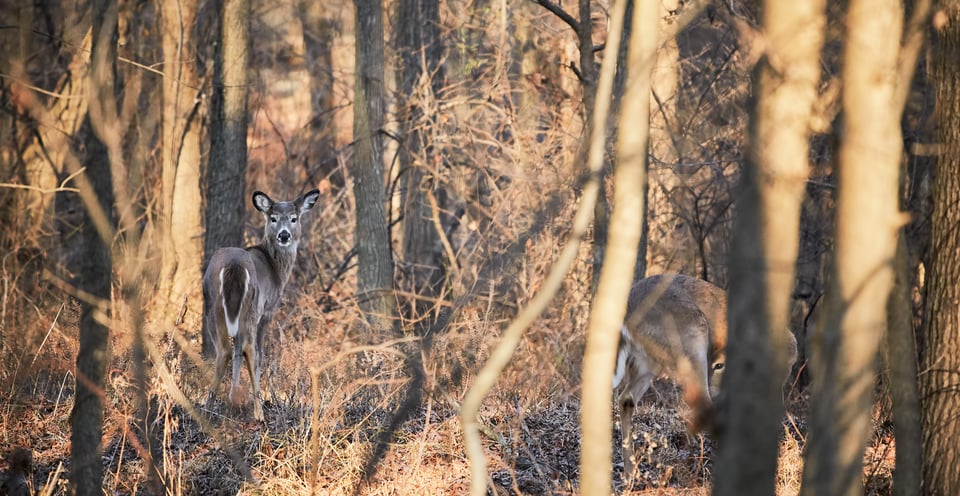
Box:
[0,293,897,495]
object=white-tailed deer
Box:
[203,189,320,421]
[613,274,798,476]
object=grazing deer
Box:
[203,189,320,421]
[613,274,798,476]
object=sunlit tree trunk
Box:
[353,0,395,333]
[801,1,903,494]
[713,0,825,493]
[640,0,678,280]
[2,3,59,234]
[158,0,203,319]
[9,4,87,236]
[579,0,656,492]
[204,0,250,356]
[920,3,960,493]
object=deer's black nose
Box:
[278,231,291,243]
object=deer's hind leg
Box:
[207,307,231,406]
[618,347,656,480]
[243,333,264,422]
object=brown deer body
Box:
[203,189,319,421]
[613,274,798,476]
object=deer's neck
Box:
[259,241,298,288]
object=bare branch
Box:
[894,0,933,111]
[533,0,581,35]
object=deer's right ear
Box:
[253,191,273,212]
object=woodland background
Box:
[0,0,958,494]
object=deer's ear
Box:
[299,189,320,213]
[253,191,273,212]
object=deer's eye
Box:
[713,362,725,372]
[270,216,278,224]
[290,216,298,224]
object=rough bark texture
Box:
[301,0,339,184]
[578,0,656,492]
[204,0,250,357]
[801,1,903,494]
[398,0,445,314]
[353,0,395,333]
[713,0,825,493]
[921,4,960,493]
[70,1,115,493]
[158,0,203,319]
[887,234,922,496]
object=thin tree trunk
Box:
[204,0,250,356]
[920,3,960,492]
[301,0,339,185]
[70,1,115,493]
[712,0,825,493]
[887,233,922,496]
[579,0,656,492]
[398,0,445,317]
[640,0,678,281]
[159,0,203,319]
[353,0,395,333]
[801,1,903,494]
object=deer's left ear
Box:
[253,191,273,212]
[299,189,320,213]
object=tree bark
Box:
[300,0,339,185]
[801,1,903,494]
[204,0,250,356]
[713,0,825,493]
[71,1,115,493]
[578,0,656,492]
[353,0,395,333]
[158,0,204,319]
[397,0,445,317]
[887,233,922,496]
[920,3,960,493]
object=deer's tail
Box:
[220,264,249,338]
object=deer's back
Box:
[623,274,726,370]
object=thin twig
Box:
[31,303,64,366]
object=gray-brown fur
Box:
[613,274,798,478]
[203,188,320,421]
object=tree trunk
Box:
[353,0,395,333]
[70,1,115,493]
[397,0,445,319]
[204,0,250,357]
[801,1,903,494]
[712,0,825,493]
[578,0,656,492]
[300,0,340,185]
[638,0,678,281]
[158,0,203,320]
[920,4,960,493]
[887,233,922,496]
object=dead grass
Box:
[0,292,897,496]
